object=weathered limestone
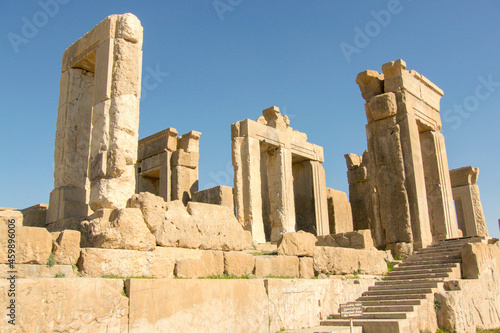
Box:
[299,257,315,278]
[192,185,234,211]
[317,230,375,250]
[344,152,384,248]
[0,264,76,279]
[232,106,328,243]
[187,202,252,251]
[136,128,201,205]
[0,278,129,332]
[326,188,353,234]
[224,251,255,276]
[254,255,300,278]
[435,242,500,332]
[51,229,81,265]
[351,59,460,251]
[277,231,317,257]
[128,193,201,248]
[80,207,156,251]
[313,246,387,275]
[450,166,488,237]
[0,207,23,226]
[0,226,52,264]
[78,247,175,278]
[48,14,143,223]
[174,250,224,278]
[266,279,375,333]
[21,204,48,227]
[127,279,270,333]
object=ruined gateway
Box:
[1,13,499,333]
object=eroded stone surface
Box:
[254,255,299,278]
[81,208,155,251]
[224,251,255,277]
[277,231,317,257]
[0,227,52,265]
[52,229,81,265]
[313,246,387,275]
[174,250,224,278]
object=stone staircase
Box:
[320,237,484,333]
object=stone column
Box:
[266,145,296,242]
[311,161,329,236]
[397,111,433,249]
[48,14,143,223]
[420,131,459,240]
[232,136,265,243]
[88,14,143,211]
[450,166,489,237]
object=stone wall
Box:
[435,241,500,332]
[0,277,375,333]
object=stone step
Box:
[369,282,438,291]
[388,267,452,276]
[283,326,362,333]
[427,237,483,247]
[321,319,409,333]
[360,299,421,306]
[329,312,407,320]
[357,294,427,302]
[384,273,450,281]
[376,277,444,285]
[363,305,415,313]
[392,262,457,271]
[362,288,433,296]
[415,245,465,254]
[397,258,460,266]
[406,253,461,261]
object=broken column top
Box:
[62,13,143,72]
[450,166,480,186]
[178,131,202,153]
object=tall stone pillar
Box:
[232,136,265,243]
[48,14,143,223]
[450,166,489,237]
[266,146,296,242]
[311,161,329,236]
[420,131,459,240]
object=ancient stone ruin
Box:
[1,13,499,333]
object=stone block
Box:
[127,279,269,333]
[46,217,82,232]
[177,130,202,153]
[128,193,201,249]
[187,202,252,251]
[365,92,397,122]
[299,257,315,279]
[254,255,299,278]
[346,166,368,184]
[0,227,52,265]
[78,247,175,278]
[0,264,76,278]
[277,231,317,257]
[0,207,23,226]
[224,251,255,276]
[192,185,234,211]
[21,204,48,227]
[344,153,362,170]
[313,246,387,275]
[355,70,384,102]
[386,242,413,260]
[171,150,199,168]
[52,230,81,265]
[315,235,340,247]
[0,278,129,332]
[326,188,353,234]
[461,242,500,279]
[174,250,224,278]
[81,208,155,251]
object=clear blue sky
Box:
[1,1,499,238]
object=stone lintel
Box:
[450,166,479,187]
[383,59,443,112]
[138,127,178,161]
[232,118,323,162]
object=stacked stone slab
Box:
[47,13,143,223]
[232,106,328,243]
[351,59,460,251]
[136,128,201,205]
[450,166,488,237]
